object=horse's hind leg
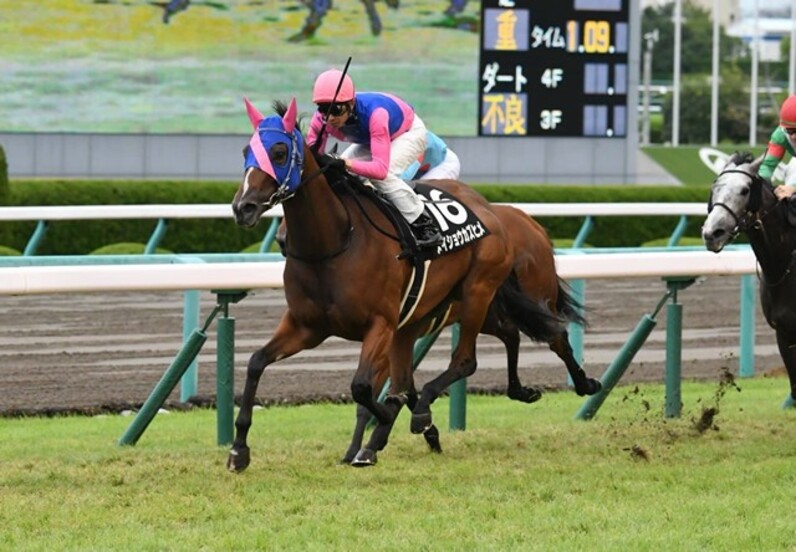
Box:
[548,331,601,396]
[480,307,542,403]
[227,311,326,473]
[411,286,496,434]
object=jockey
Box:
[402,130,461,181]
[760,95,796,200]
[307,69,442,249]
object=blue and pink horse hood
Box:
[243,97,304,194]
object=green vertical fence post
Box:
[448,324,466,431]
[664,298,683,418]
[180,290,201,402]
[376,330,441,404]
[216,311,235,446]
[739,274,756,378]
[118,328,208,446]
[568,278,585,387]
[212,291,247,446]
[663,277,695,418]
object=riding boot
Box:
[410,211,442,249]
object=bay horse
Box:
[338,203,598,463]
[702,152,796,401]
[229,98,599,470]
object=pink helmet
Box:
[780,95,796,129]
[312,69,355,103]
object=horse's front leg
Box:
[227,311,326,473]
[360,0,383,36]
[348,318,405,467]
[775,325,796,401]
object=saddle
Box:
[352,180,491,328]
[355,181,435,262]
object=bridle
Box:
[248,127,303,212]
[709,166,795,287]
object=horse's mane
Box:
[272,99,306,129]
[728,150,756,166]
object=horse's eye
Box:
[740,187,750,196]
[242,146,250,158]
[270,143,288,166]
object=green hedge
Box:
[1,180,716,254]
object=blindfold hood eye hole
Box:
[270,143,289,167]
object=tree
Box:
[662,66,778,144]
[642,1,742,80]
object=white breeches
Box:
[342,115,428,223]
[420,148,461,181]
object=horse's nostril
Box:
[241,202,257,216]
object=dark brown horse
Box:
[229,98,599,470]
[703,152,796,402]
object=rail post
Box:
[576,278,695,420]
[213,290,248,446]
[739,274,756,377]
[118,290,247,446]
[663,277,695,418]
[448,324,466,430]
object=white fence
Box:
[0,202,705,222]
[0,250,756,296]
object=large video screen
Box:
[0,0,481,135]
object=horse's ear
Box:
[244,97,264,130]
[749,153,765,175]
[283,97,298,134]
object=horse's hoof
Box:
[411,411,433,434]
[508,385,543,404]
[576,378,602,397]
[340,447,358,465]
[423,425,443,454]
[351,448,377,467]
[226,446,250,473]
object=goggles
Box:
[317,103,349,117]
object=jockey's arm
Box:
[760,144,784,182]
[307,112,330,153]
[346,109,391,180]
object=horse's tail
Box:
[555,276,588,328]
[493,272,566,343]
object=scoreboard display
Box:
[478,0,630,138]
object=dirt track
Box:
[0,275,785,416]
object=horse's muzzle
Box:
[233,201,261,228]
